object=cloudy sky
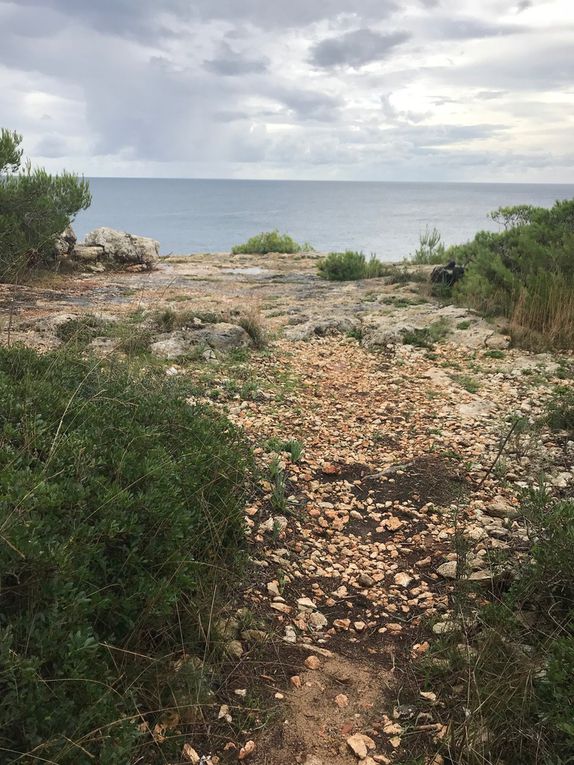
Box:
[1,0,573,182]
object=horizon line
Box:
[80,176,574,186]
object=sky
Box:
[1,0,573,182]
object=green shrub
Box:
[465,491,574,764]
[0,128,91,282]
[0,346,251,763]
[318,251,386,281]
[452,200,574,348]
[231,230,311,255]
[409,226,446,265]
[545,386,574,435]
[420,487,574,765]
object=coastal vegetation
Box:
[410,200,574,349]
[0,346,251,763]
[231,229,312,254]
[0,128,91,282]
[318,250,386,281]
[453,200,574,349]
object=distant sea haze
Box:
[74,179,574,262]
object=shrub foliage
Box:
[0,347,251,763]
[460,490,574,764]
[318,251,386,281]
[450,199,574,348]
[0,128,91,282]
[231,229,311,254]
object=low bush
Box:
[231,230,311,255]
[0,346,251,763]
[451,199,574,349]
[318,251,386,281]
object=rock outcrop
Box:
[53,226,159,271]
[284,316,361,341]
[84,227,159,269]
[151,324,252,359]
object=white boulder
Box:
[84,227,159,269]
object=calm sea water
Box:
[74,179,574,261]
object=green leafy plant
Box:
[231,230,312,255]
[0,128,91,282]
[0,346,251,764]
[318,251,386,281]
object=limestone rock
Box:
[437,561,458,579]
[284,316,361,341]
[347,733,375,759]
[84,227,159,268]
[151,324,252,359]
[73,244,104,263]
[53,225,77,258]
[484,498,518,519]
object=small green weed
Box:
[264,438,304,463]
[452,375,480,393]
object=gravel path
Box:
[214,335,571,765]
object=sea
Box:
[74,179,574,261]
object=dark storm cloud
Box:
[310,29,410,68]
[204,43,269,76]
